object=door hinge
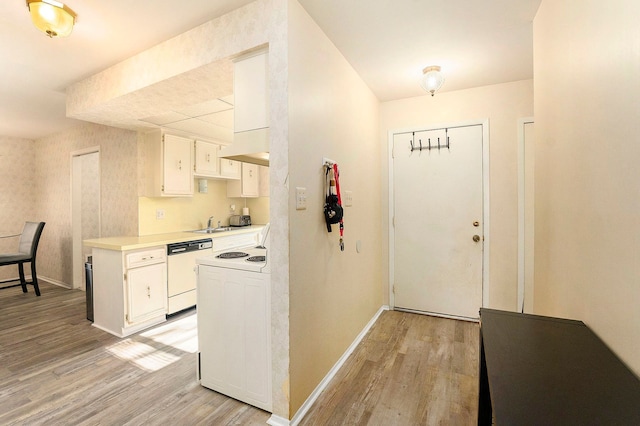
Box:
[123,273,127,281]
[392,284,395,294]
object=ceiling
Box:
[0,0,540,141]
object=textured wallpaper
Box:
[66,0,291,418]
[34,123,139,287]
[0,137,36,281]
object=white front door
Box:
[392,124,484,319]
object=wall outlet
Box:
[344,190,353,207]
[295,187,307,210]
[156,209,165,220]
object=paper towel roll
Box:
[242,207,250,216]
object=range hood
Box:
[218,48,269,167]
[219,127,269,166]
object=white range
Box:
[196,224,272,412]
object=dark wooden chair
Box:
[0,222,46,296]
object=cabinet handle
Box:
[207,153,211,162]
[178,160,182,170]
[249,169,253,177]
[147,285,151,298]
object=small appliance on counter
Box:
[229,215,251,227]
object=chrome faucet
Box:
[207,216,214,229]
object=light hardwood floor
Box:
[0,282,479,425]
[299,310,480,426]
[0,282,269,425]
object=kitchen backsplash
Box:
[138,179,269,235]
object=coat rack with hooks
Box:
[322,157,336,167]
[409,129,450,152]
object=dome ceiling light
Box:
[26,0,77,38]
[419,65,445,96]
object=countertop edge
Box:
[83,226,265,251]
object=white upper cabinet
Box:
[194,140,243,180]
[194,140,220,178]
[227,163,259,198]
[234,50,269,133]
[142,130,194,197]
[220,158,241,180]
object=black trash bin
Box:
[85,256,93,322]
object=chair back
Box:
[18,222,46,258]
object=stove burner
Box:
[246,255,266,263]
[216,251,249,259]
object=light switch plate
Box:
[344,190,353,207]
[295,187,307,210]
[156,209,165,220]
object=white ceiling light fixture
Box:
[419,65,445,96]
[26,0,77,38]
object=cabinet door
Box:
[234,51,269,132]
[220,158,241,179]
[258,166,269,197]
[227,163,258,198]
[194,140,220,177]
[241,163,259,197]
[127,262,167,324]
[163,134,193,195]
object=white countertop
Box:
[83,225,265,251]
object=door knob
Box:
[473,235,481,242]
[473,221,479,227]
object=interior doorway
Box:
[71,148,100,290]
[389,121,489,320]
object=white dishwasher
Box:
[166,238,213,314]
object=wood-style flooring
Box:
[0,282,269,425]
[299,310,480,426]
[0,282,479,425]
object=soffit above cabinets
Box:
[139,95,235,142]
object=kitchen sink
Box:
[192,227,232,234]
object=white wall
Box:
[533,0,640,374]
[287,0,383,417]
[380,80,533,311]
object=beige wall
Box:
[138,184,269,236]
[32,123,139,286]
[0,137,36,281]
[288,0,383,417]
[380,80,534,311]
[533,1,640,375]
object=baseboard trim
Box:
[281,304,389,426]
[40,276,71,289]
[266,414,290,426]
[0,275,69,290]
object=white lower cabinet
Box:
[92,246,167,337]
[197,265,272,412]
[126,262,167,324]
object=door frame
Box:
[517,117,534,313]
[71,146,101,290]
[388,119,490,316]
